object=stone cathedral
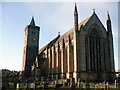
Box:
[22,4,116,82]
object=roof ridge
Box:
[38,35,60,54]
[38,15,92,55]
[80,16,91,25]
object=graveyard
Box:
[1,70,120,89]
[2,76,120,90]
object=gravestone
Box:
[16,83,20,90]
[26,83,31,89]
[30,83,35,89]
[41,77,44,82]
[77,78,81,87]
[16,83,25,90]
[114,80,117,88]
[95,84,99,89]
[70,78,75,88]
[104,81,109,90]
[63,81,66,86]
[55,80,58,85]
[55,79,59,88]
[85,78,89,89]
[66,79,70,86]
[42,82,48,89]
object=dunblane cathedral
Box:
[22,4,116,82]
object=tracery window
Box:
[86,28,102,71]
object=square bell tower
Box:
[22,17,40,78]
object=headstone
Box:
[107,82,109,90]
[95,84,99,89]
[99,83,102,88]
[26,83,31,89]
[30,83,35,89]
[16,83,20,89]
[42,82,48,89]
[77,78,81,87]
[114,80,117,88]
[55,79,59,88]
[104,82,109,90]
[85,78,89,89]
[63,81,66,86]
[70,78,75,88]
[41,77,44,82]
[66,79,70,86]
[16,83,25,90]
[55,80,58,85]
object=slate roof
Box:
[38,14,93,55]
[38,35,60,54]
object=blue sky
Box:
[0,1,119,71]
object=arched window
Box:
[85,27,102,71]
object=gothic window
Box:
[86,27,102,71]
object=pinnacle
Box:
[74,3,78,15]
[107,11,110,20]
[30,17,35,26]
